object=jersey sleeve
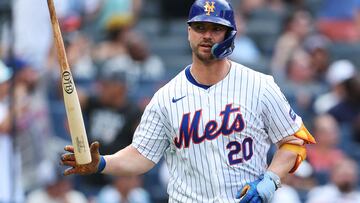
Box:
[131,92,170,164]
[260,76,302,143]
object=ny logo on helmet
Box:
[204,1,215,15]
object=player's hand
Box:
[236,171,280,203]
[60,141,101,176]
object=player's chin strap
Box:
[211,30,237,59]
[280,123,316,173]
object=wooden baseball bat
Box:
[47,0,91,164]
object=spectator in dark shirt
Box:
[76,66,142,198]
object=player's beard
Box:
[190,41,216,63]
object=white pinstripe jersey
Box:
[132,61,302,203]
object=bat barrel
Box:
[47,0,92,165]
[62,70,91,164]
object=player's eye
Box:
[213,26,226,32]
[190,23,227,34]
[191,24,206,33]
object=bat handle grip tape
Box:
[97,156,106,173]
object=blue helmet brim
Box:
[187,15,234,30]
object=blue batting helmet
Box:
[187,0,237,59]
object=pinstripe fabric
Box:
[132,61,302,203]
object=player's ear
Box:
[188,26,191,41]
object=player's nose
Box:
[202,29,214,39]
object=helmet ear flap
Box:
[211,30,237,59]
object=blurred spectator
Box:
[313,60,357,114]
[285,49,315,83]
[76,66,142,197]
[354,114,360,143]
[47,31,96,87]
[60,14,83,34]
[229,13,261,66]
[307,114,345,185]
[268,0,287,13]
[328,73,360,122]
[12,0,92,67]
[52,0,99,20]
[26,163,88,203]
[328,73,360,147]
[284,0,306,9]
[0,60,12,132]
[8,58,56,192]
[282,49,327,124]
[54,0,102,40]
[306,158,360,203]
[271,9,312,77]
[0,60,24,203]
[91,25,129,66]
[82,67,141,155]
[316,0,360,42]
[125,31,165,82]
[239,0,265,17]
[13,0,53,69]
[303,34,331,81]
[64,31,97,85]
[97,176,151,203]
[240,0,287,20]
[101,32,165,106]
[238,0,287,57]
[95,0,142,35]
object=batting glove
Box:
[61,141,102,176]
[237,171,281,203]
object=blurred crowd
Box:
[0,0,360,203]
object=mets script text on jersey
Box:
[174,104,245,149]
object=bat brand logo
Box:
[62,71,74,94]
[76,137,86,153]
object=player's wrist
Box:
[97,156,106,173]
[264,170,282,190]
[255,171,280,202]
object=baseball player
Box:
[60,0,316,202]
